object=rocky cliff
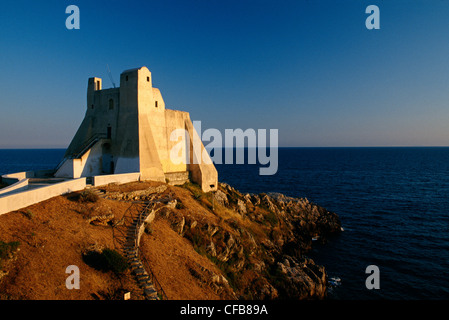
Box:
[113,181,342,299]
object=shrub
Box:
[102,248,129,274]
[83,250,108,271]
[79,190,99,203]
[0,241,20,260]
[23,209,33,219]
[83,248,128,274]
[182,182,203,200]
[0,241,20,269]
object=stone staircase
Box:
[85,186,106,198]
[113,201,168,300]
[122,213,159,300]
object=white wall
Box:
[92,172,140,187]
[0,178,86,216]
[1,171,34,184]
[55,141,104,178]
[0,179,29,196]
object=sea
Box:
[0,147,448,300]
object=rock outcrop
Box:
[163,182,342,299]
[84,181,341,300]
[105,185,167,201]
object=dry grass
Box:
[0,189,144,300]
[0,181,236,300]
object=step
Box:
[128,256,140,262]
[142,281,155,289]
[144,289,159,299]
[129,259,142,268]
[127,255,139,261]
[136,274,149,281]
[125,253,138,260]
[124,251,137,257]
[138,278,150,284]
[129,263,141,269]
[129,264,142,270]
[124,252,138,259]
[123,246,135,252]
[126,257,139,263]
[125,254,137,264]
[85,187,106,197]
[143,284,157,291]
[134,269,146,276]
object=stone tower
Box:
[55,66,218,192]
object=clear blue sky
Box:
[1,0,449,148]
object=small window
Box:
[155,101,158,108]
[126,75,128,81]
[91,104,94,109]
[147,76,150,82]
[109,99,114,110]
[96,81,100,90]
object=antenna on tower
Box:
[106,64,116,88]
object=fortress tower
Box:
[55,66,218,192]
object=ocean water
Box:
[0,149,65,176]
[1,147,448,300]
[216,147,449,300]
